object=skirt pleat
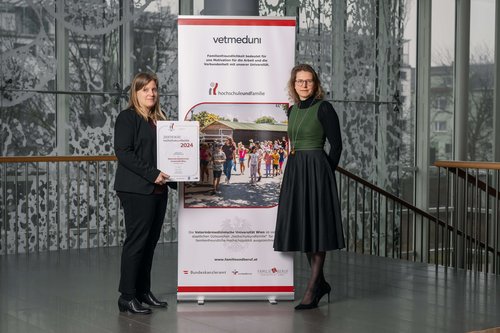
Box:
[273,150,345,252]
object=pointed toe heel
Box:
[294,301,319,310]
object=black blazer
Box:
[114,108,163,195]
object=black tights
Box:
[301,251,326,304]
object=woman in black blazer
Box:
[114,72,172,314]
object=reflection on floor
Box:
[1,243,499,333]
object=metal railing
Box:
[3,156,497,275]
[433,161,500,274]
[338,163,500,275]
[0,156,178,255]
[337,167,444,265]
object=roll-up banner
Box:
[177,15,296,302]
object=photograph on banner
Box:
[182,102,290,208]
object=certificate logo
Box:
[209,82,219,95]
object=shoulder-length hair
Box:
[127,72,166,121]
[287,64,325,103]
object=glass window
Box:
[0,12,16,31]
[468,0,495,161]
[428,0,456,228]
[0,2,56,156]
[400,0,417,204]
[433,121,447,132]
[430,0,455,162]
[193,0,205,15]
[132,2,178,120]
[65,4,121,155]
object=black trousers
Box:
[117,191,168,297]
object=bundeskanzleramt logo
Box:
[209,82,218,95]
[188,270,227,275]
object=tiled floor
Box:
[1,243,499,333]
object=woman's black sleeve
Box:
[318,101,343,170]
[114,111,159,182]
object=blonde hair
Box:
[287,64,325,103]
[127,72,166,121]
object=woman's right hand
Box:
[154,172,170,185]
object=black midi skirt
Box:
[273,149,345,252]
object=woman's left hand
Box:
[154,172,170,185]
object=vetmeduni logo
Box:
[209,82,218,95]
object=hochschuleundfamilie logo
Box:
[209,82,218,95]
[208,82,265,97]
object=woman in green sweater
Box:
[274,64,345,310]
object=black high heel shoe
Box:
[295,288,320,310]
[137,291,168,308]
[316,281,331,304]
[118,297,152,314]
[294,282,332,310]
[294,299,319,310]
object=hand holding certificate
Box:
[157,121,200,181]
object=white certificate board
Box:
[157,121,200,181]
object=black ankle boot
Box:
[118,297,152,314]
[137,291,168,308]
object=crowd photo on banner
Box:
[184,136,289,208]
[182,103,290,208]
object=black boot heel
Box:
[137,291,168,308]
[118,297,152,314]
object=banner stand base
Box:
[268,296,278,305]
[177,292,294,303]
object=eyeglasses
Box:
[295,79,314,86]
